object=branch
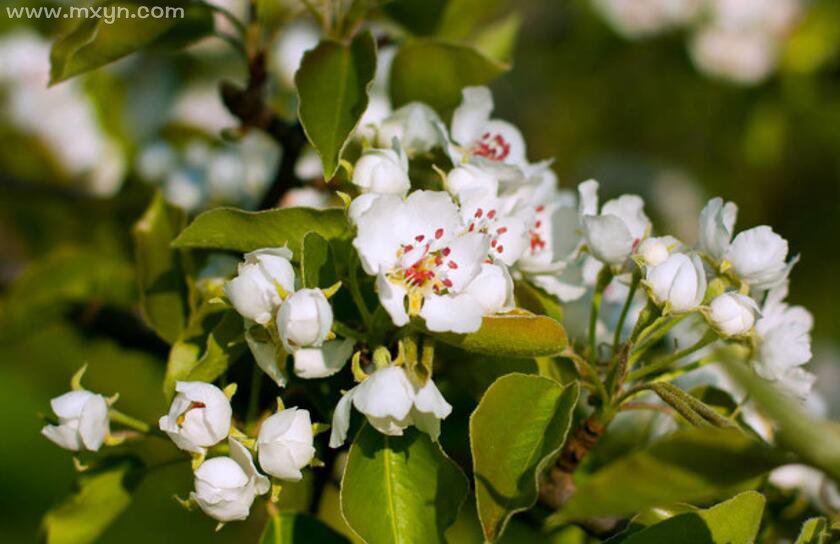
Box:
[219,50,308,209]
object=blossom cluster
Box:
[591,0,803,84]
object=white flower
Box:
[275,289,353,379]
[256,408,315,481]
[637,236,679,266]
[377,103,443,156]
[276,288,332,350]
[159,382,232,453]
[708,292,759,336]
[646,253,707,312]
[41,390,109,451]
[699,197,738,261]
[724,226,795,290]
[592,0,703,39]
[270,19,320,88]
[447,86,528,174]
[580,180,651,265]
[329,366,452,447]
[352,146,410,196]
[225,248,296,325]
[689,27,777,85]
[352,190,495,333]
[191,438,270,522]
[753,283,814,398]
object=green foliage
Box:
[548,429,788,524]
[724,359,840,482]
[49,0,212,84]
[389,40,507,117]
[41,457,144,544]
[607,491,765,544]
[301,231,337,289]
[429,313,568,358]
[470,374,579,541]
[260,510,349,543]
[296,32,377,179]
[341,425,468,543]
[132,192,188,345]
[794,517,833,544]
[172,207,349,258]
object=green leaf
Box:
[429,313,568,358]
[795,517,831,544]
[382,0,448,36]
[723,358,840,483]
[514,281,564,323]
[42,457,144,544]
[184,310,247,384]
[132,192,187,344]
[49,1,212,84]
[172,207,349,258]
[260,510,349,543]
[611,491,765,544]
[548,429,787,524]
[470,374,579,541]
[296,32,377,179]
[389,40,507,117]
[162,300,228,399]
[341,425,469,543]
[301,231,337,289]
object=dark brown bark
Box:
[539,416,605,509]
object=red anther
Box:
[497,245,504,253]
[475,208,483,218]
[535,220,542,228]
[448,261,458,269]
[442,279,453,288]
[491,240,497,247]
[496,226,508,235]
[435,228,444,239]
[442,248,451,256]
[536,205,545,212]
[415,234,425,242]
[487,210,496,219]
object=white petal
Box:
[463,263,514,314]
[51,390,94,420]
[420,293,484,334]
[42,423,82,451]
[245,328,287,387]
[601,194,649,241]
[451,86,493,146]
[78,394,109,451]
[329,388,357,448]
[583,214,634,265]
[352,367,415,420]
[352,194,409,275]
[376,274,409,327]
[577,179,599,217]
[293,339,354,379]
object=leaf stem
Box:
[628,313,690,367]
[613,269,640,353]
[627,330,719,382]
[109,409,159,436]
[197,0,247,35]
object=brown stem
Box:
[219,50,307,209]
[539,416,605,510]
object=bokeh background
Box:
[1,0,839,541]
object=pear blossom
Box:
[41,390,109,452]
[591,0,702,39]
[753,283,814,398]
[353,190,510,333]
[708,292,759,336]
[698,197,738,261]
[637,236,680,266]
[445,86,528,177]
[352,146,410,196]
[724,226,795,290]
[646,253,707,312]
[159,382,232,453]
[376,102,443,156]
[191,438,270,522]
[329,366,452,447]
[256,408,315,481]
[225,248,295,325]
[580,179,651,266]
[276,289,353,379]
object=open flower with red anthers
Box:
[352,190,512,333]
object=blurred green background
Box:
[1,0,839,541]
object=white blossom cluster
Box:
[591,0,803,84]
[0,31,127,196]
[351,85,815,397]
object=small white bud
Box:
[42,390,109,451]
[352,148,410,195]
[159,382,232,454]
[708,292,759,337]
[276,288,333,350]
[256,408,315,481]
[225,248,295,324]
[636,236,672,266]
[646,253,707,313]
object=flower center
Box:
[467,208,506,256]
[528,206,546,254]
[176,401,206,427]
[472,132,511,161]
[389,230,458,310]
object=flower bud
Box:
[41,390,109,451]
[708,292,759,336]
[352,148,410,195]
[225,248,295,325]
[256,408,315,481]
[636,236,673,266]
[699,197,737,260]
[724,226,794,290]
[159,382,232,453]
[646,253,707,313]
[276,288,333,350]
[191,438,269,522]
[376,103,442,156]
